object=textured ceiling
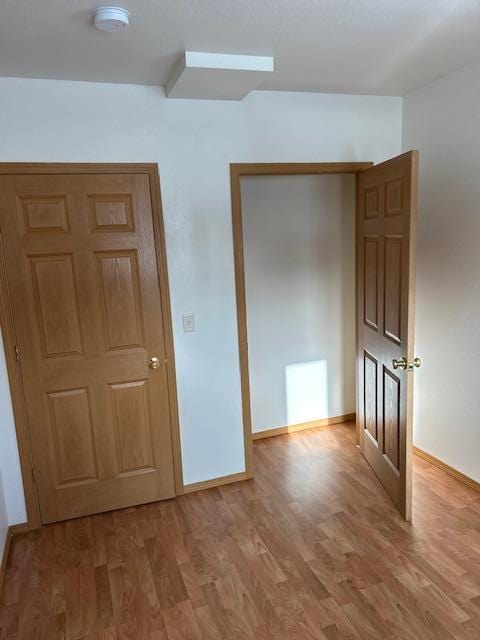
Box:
[1,0,480,95]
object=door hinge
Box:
[15,345,21,362]
[31,466,37,485]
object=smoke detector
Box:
[94,6,130,32]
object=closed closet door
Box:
[0,170,176,523]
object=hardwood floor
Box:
[1,421,480,639]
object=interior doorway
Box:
[231,162,372,474]
[231,156,419,520]
[241,173,356,440]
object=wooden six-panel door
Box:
[357,151,418,520]
[0,170,176,523]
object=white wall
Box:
[0,77,402,523]
[242,175,356,432]
[403,61,480,482]
[0,329,26,558]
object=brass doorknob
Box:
[392,357,408,370]
[148,356,161,369]
[408,357,422,370]
[392,357,421,371]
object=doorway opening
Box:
[242,173,356,441]
[230,162,373,477]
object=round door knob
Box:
[392,357,408,370]
[392,357,421,371]
[148,356,161,369]
[408,357,421,370]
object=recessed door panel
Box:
[20,195,70,234]
[364,187,380,219]
[29,254,83,358]
[383,368,400,472]
[47,387,98,486]
[385,178,403,216]
[110,379,155,474]
[364,352,378,443]
[364,237,379,331]
[96,251,144,351]
[89,194,135,232]
[384,237,402,345]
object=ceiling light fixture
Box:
[94,6,130,33]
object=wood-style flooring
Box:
[1,422,480,639]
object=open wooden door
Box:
[357,150,419,520]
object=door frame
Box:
[230,162,373,476]
[0,163,184,530]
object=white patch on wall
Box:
[285,360,329,424]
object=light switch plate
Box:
[182,313,195,333]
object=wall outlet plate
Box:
[182,312,195,333]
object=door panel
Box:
[47,387,98,485]
[364,237,379,330]
[89,194,134,231]
[364,351,378,441]
[109,379,155,473]
[96,250,144,350]
[0,171,176,523]
[383,237,402,344]
[357,151,418,520]
[20,194,70,233]
[383,366,400,471]
[30,253,83,357]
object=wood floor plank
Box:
[2,422,480,639]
